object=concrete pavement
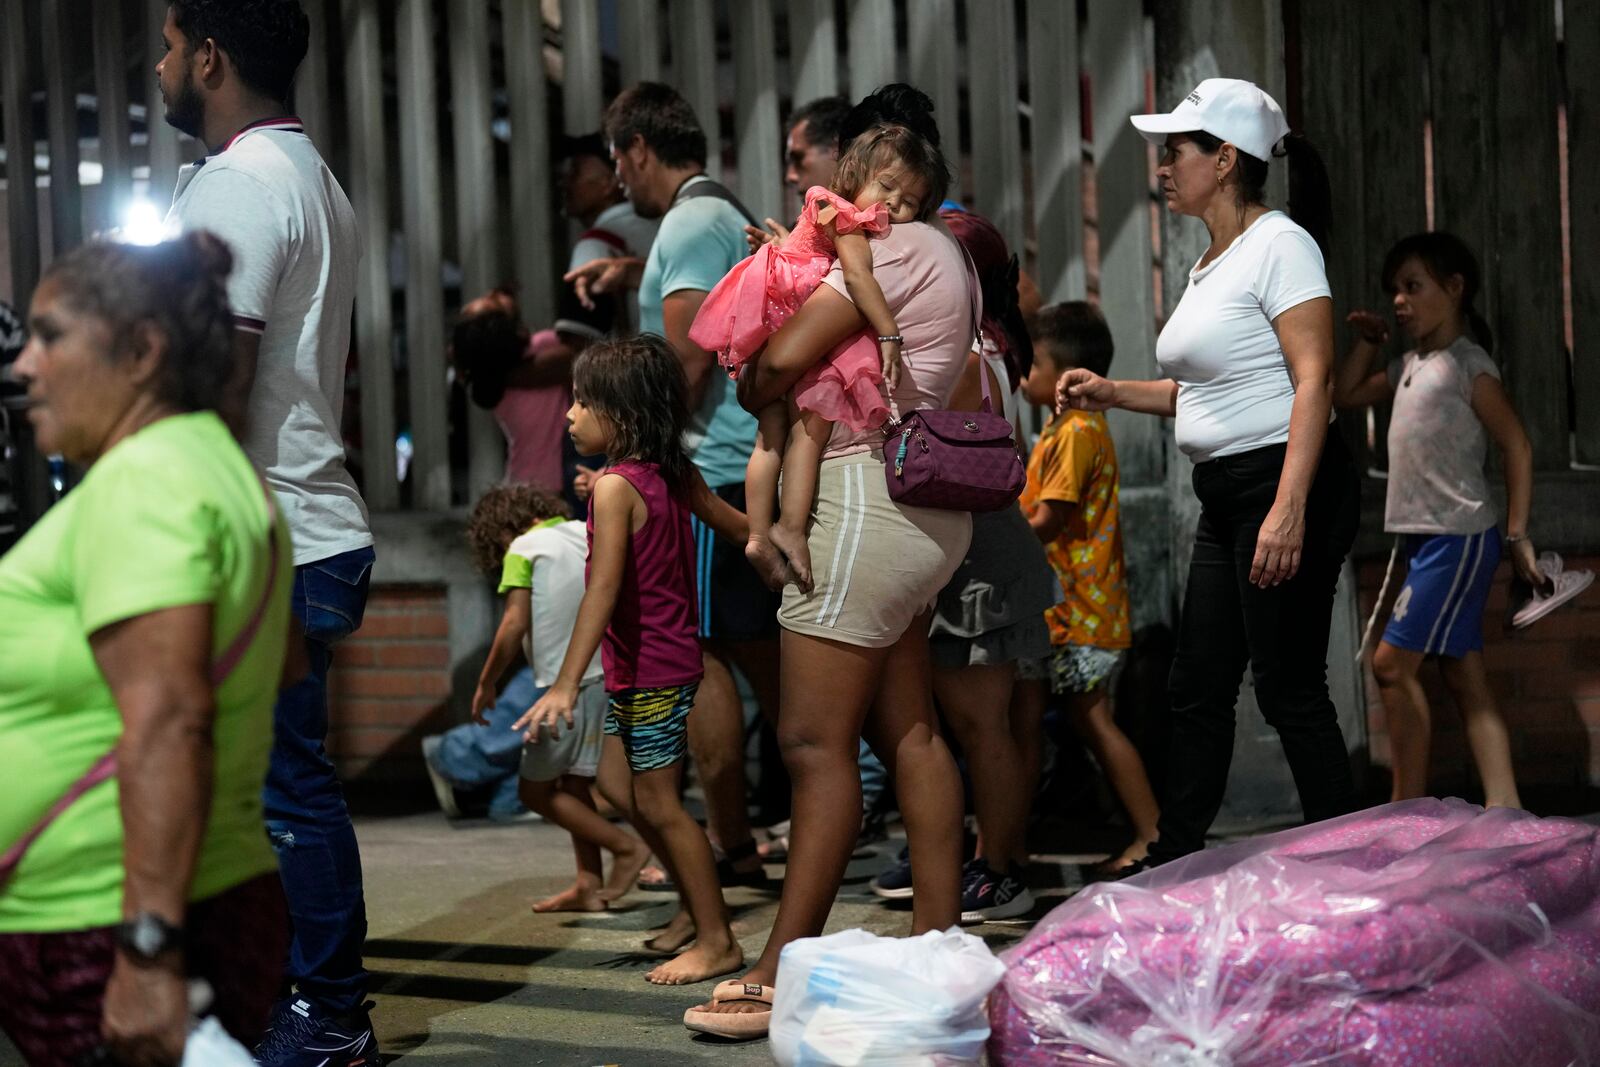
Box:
[0,808,1099,1067]
[357,811,1084,1065]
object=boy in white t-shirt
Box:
[466,486,650,911]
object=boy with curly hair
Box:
[465,485,650,911]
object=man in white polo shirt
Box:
[158,3,377,1064]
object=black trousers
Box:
[1150,433,1361,863]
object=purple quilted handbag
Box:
[882,349,1026,512]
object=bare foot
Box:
[599,841,651,901]
[696,998,770,1015]
[645,938,744,986]
[644,909,696,954]
[531,882,607,913]
[767,523,813,593]
[745,535,799,591]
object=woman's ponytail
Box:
[1280,133,1332,255]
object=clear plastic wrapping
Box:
[989,799,1600,1065]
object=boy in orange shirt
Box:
[1020,302,1159,874]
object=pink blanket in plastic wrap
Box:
[989,799,1600,1065]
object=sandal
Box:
[683,979,775,1039]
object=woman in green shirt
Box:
[0,233,293,1065]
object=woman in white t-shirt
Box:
[1058,78,1360,870]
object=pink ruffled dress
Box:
[689,186,892,431]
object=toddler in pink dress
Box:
[690,124,946,590]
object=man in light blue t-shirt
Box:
[567,82,778,890]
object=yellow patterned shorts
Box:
[605,682,700,772]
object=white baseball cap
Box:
[1130,78,1289,162]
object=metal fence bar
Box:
[506,0,557,327]
[1026,0,1086,302]
[787,0,838,108]
[92,0,132,235]
[562,0,604,133]
[146,0,183,203]
[906,0,961,202]
[732,0,782,222]
[846,0,896,101]
[1493,0,1568,467]
[449,0,506,498]
[1569,0,1600,465]
[967,0,1025,257]
[1086,0,1161,485]
[342,0,398,510]
[669,0,721,180]
[618,0,664,87]
[2,0,40,304]
[41,0,82,255]
[396,0,451,510]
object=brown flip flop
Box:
[682,979,775,1039]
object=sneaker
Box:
[419,736,461,819]
[254,996,382,1067]
[1511,552,1595,628]
[959,859,1034,924]
[870,846,914,900]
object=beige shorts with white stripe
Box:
[779,449,973,648]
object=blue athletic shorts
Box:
[606,682,700,772]
[692,482,780,642]
[1382,528,1501,659]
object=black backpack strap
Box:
[671,177,760,229]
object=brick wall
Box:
[1356,554,1600,795]
[328,584,454,783]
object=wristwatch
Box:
[114,912,184,962]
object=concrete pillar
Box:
[732,0,783,221]
[787,0,839,107]
[846,0,895,101]
[505,0,557,326]
[906,0,961,199]
[965,0,1025,254]
[669,0,721,180]
[616,0,663,86]
[561,0,604,133]
[145,0,184,202]
[1026,0,1086,302]
[449,0,507,498]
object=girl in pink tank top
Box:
[520,335,750,990]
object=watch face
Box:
[120,913,180,959]
[132,918,164,957]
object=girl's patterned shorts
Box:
[1049,644,1123,695]
[606,681,700,771]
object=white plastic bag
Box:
[182,1018,256,1066]
[771,927,1007,1066]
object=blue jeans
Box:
[263,545,375,1013]
[430,665,542,817]
[859,741,888,811]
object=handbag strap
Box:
[0,481,282,882]
[886,238,987,427]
